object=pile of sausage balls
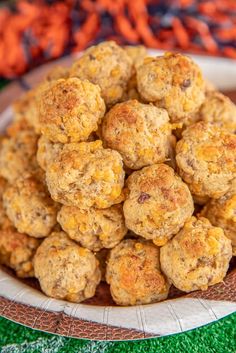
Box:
[0,41,235,306]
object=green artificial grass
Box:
[0,313,235,353]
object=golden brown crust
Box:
[201,180,236,255]
[122,46,148,101]
[37,135,63,171]
[106,239,170,305]
[13,66,70,133]
[0,227,40,278]
[136,53,205,122]
[102,100,171,169]
[198,91,236,133]
[160,216,232,292]
[13,82,50,133]
[176,121,236,199]
[12,89,40,132]
[3,177,58,238]
[46,140,125,209]
[6,117,33,137]
[45,65,70,82]
[0,129,39,183]
[123,164,194,245]
[70,41,132,106]
[34,231,101,302]
[124,45,148,69]
[57,204,127,251]
[37,78,105,143]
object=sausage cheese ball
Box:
[197,91,236,133]
[176,122,236,199]
[46,140,125,209]
[13,66,70,133]
[124,45,148,69]
[122,46,147,102]
[0,129,39,183]
[136,53,205,122]
[37,77,105,144]
[3,177,58,238]
[102,100,171,169]
[201,180,236,255]
[0,227,40,278]
[6,116,33,138]
[160,217,232,292]
[45,65,70,81]
[58,204,127,251]
[34,232,101,302]
[123,164,194,246]
[70,41,132,106]
[13,88,41,132]
[37,135,63,171]
[122,75,142,101]
[106,239,170,305]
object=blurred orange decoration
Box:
[0,0,235,78]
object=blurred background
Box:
[0,0,235,81]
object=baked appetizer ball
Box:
[13,66,70,132]
[0,227,40,278]
[0,129,39,183]
[123,164,194,246]
[160,217,232,292]
[37,135,63,171]
[6,116,33,138]
[124,45,148,69]
[57,204,127,251]
[122,75,142,101]
[201,180,236,255]
[45,65,70,81]
[34,231,101,302]
[37,77,105,143]
[13,88,41,132]
[102,100,171,169]
[123,46,148,101]
[3,177,58,238]
[136,53,205,122]
[46,140,125,209]
[106,239,170,305]
[197,91,236,133]
[176,122,236,199]
[70,41,132,106]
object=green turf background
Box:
[0,314,235,352]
